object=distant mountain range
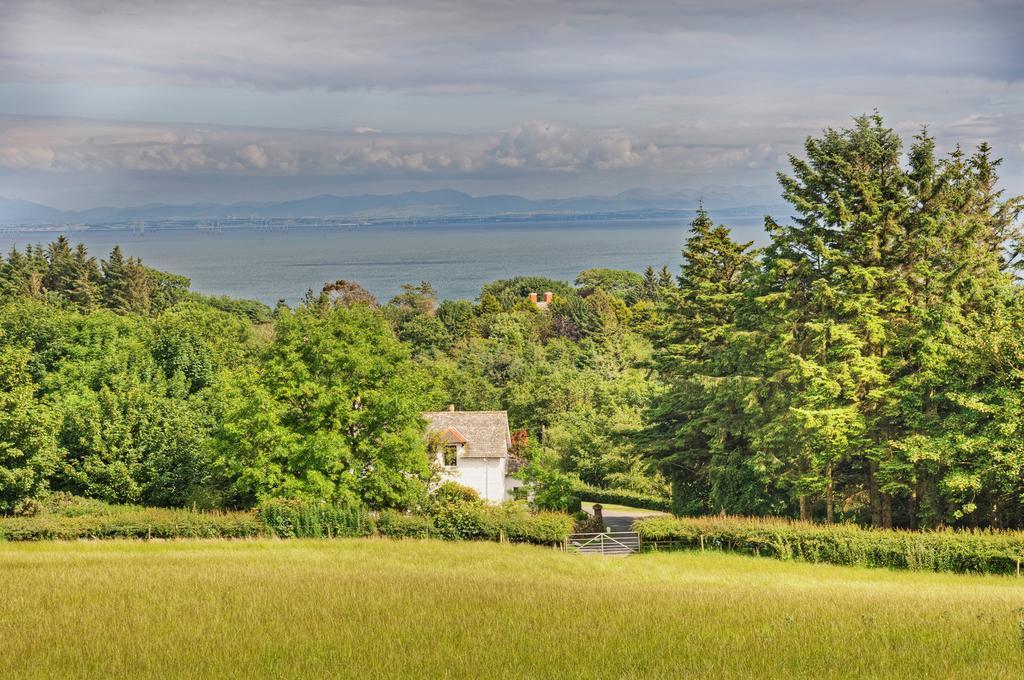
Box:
[0,188,786,227]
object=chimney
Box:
[447,404,455,412]
[543,291,553,304]
[528,292,538,304]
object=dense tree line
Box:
[0,237,668,514]
[646,115,1024,528]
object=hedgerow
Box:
[0,494,574,545]
[375,509,434,539]
[257,498,374,538]
[634,515,1024,575]
[0,506,264,541]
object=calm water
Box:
[0,220,702,304]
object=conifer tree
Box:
[645,208,757,514]
[101,246,131,312]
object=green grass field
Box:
[2,539,1022,678]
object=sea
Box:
[0,218,762,305]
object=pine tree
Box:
[645,208,757,514]
[68,244,101,310]
[101,246,131,312]
[657,265,674,290]
[123,258,153,315]
[43,235,77,295]
[640,265,660,302]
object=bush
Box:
[427,500,573,545]
[257,498,374,538]
[575,484,671,512]
[375,510,434,539]
[429,481,482,508]
[0,502,264,541]
[489,505,575,545]
[634,515,1024,575]
[518,463,579,512]
[0,493,573,546]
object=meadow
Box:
[2,539,1022,679]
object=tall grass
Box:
[0,540,1021,678]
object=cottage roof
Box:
[437,427,467,445]
[423,410,512,458]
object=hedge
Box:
[405,504,574,545]
[375,509,434,539]
[574,484,671,512]
[0,496,574,546]
[257,498,374,538]
[0,507,264,541]
[634,515,1024,575]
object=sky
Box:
[0,0,1022,210]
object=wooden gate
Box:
[566,531,640,556]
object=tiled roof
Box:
[422,410,511,458]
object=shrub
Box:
[575,484,671,512]
[375,509,434,539]
[518,463,579,512]
[257,498,374,538]
[634,515,1024,575]
[0,493,573,546]
[427,501,573,545]
[0,502,264,541]
[429,481,482,508]
[429,503,494,540]
[490,506,574,545]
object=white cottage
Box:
[423,407,524,503]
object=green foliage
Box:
[479,276,575,309]
[0,497,263,540]
[0,346,59,513]
[423,482,572,543]
[574,483,671,512]
[375,509,434,538]
[634,515,1024,575]
[518,463,579,512]
[646,114,1024,528]
[575,268,645,303]
[189,293,273,322]
[257,498,374,538]
[209,304,437,509]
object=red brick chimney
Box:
[528,292,538,304]
[543,291,553,304]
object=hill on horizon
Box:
[0,188,784,227]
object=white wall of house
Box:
[504,474,525,497]
[440,457,508,503]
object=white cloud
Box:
[0,117,781,181]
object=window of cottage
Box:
[443,445,458,467]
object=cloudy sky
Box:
[1,0,1021,209]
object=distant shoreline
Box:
[0,209,734,233]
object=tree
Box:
[645,208,759,514]
[639,266,661,302]
[101,246,131,312]
[575,268,645,304]
[321,279,378,308]
[209,304,440,509]
[0,346,58,513]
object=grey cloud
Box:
[1,0,1021,96]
